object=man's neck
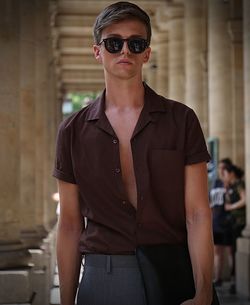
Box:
[105,78,145,111]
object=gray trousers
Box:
[77,254,147,305]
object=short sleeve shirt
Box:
[53,84,211,254]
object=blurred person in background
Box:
[210,158,233,287]
[223,164,246,294]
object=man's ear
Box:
[143,47,151,63]
[93,45,102,63]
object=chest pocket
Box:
[149,149,185,193]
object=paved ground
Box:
[216,282,250,305]
[50,266,250,305]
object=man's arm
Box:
[57,180,83,305]
[181,162,214,305]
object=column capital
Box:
[0,241,32,269]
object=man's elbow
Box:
[186,206,212,226]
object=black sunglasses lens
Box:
[103,37,148,54]
[104,38,123,53]
[128,39,147,53]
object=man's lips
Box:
[117,59,132,64]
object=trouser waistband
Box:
[84,254,138,273]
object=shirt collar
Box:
[85,82,167,122]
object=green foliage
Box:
[67,92,99,112]
[62,92,100,118]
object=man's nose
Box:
[120,41,130,54]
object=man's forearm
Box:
[186,210,214,305]
[57,225,82,305]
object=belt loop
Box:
[106,255,112,274]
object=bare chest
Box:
[105,109,141,208]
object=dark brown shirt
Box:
[53,84,210,254]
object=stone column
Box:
[38,0,58,232]
[0,0,31,270]
[184,0,208,136]
[236,0,250,297]
[41,58,59,300]
[228,18,244,168]
[35,0,50,238]
[0,0,32,303]
[208,0,233,159]
[19,0,42,249]
[29,1,57,304]
[46,58,58,228]
[166,4,184,103]
[155,32,168,97]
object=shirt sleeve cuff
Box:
[185,150,211,165]
[52,168,76,184]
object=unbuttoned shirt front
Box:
[53,84,210,254]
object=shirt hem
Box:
[185,151,211,165]
[52,168,76,184]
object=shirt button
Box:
[140,195,144,201]
[122,200,126,205]
[112,139,118,144]
[115,168,121,173]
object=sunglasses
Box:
[99,37,149,54]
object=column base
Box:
[29,249,49,305]
[0,268,33,304]
[236,236,250,297]
[242,225,250,238]
[29,227,57,305]
[0,241,32,269]
[20,229,44,249]
[36,225,48,239]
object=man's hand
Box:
[180,299,195,305]
[180,297,211,305]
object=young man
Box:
[53,2,215,305]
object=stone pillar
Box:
[0,0,31,270]
[166,4,184,103]
[236,0,250,298]
[0,0,33,303]
[35,0,50,238]
[208,0,233,159]
[19,0,42,249]
[37,0,57,232]
[155,32,168,97]
[228,17,244,167]
[184,0,208,136]
[30,1,57,304]
[46,61,59,228]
